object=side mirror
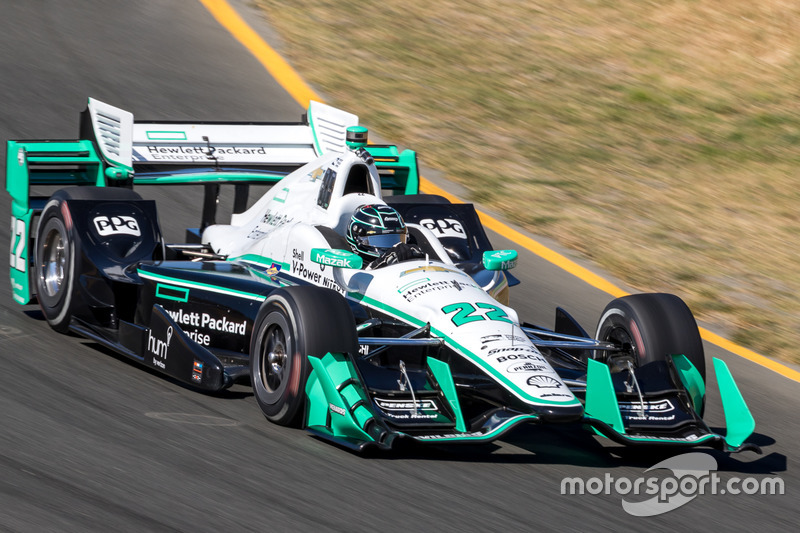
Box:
[482,249,518,271]
[310,248,363,270]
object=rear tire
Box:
[595,293,706,383]
[35,199,76,333]
[249,286,358,427]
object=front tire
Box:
[249,286,358,427]
[595,293,706,383]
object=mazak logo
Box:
[317,255,351,268]
[561,452,784,516]
[93,215,140,237]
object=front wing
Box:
[303,350,760,454]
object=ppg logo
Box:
[93,215,141,237]
[420,218,466,239]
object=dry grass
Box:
[254,0,800,363]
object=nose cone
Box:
[536,403,585,423]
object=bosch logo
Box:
[93,215,140,237]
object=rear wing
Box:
[83,97,356,172]
[127,100,356,169]
[6,98,419,304]
[9,97,418,190]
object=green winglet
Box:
[427,357,467,432]
[482,250,518,271]
[368,145,420,194]
[585,358,625,434]
[713,358,755,449]
[305,353,374,444]
[670,354,706,414]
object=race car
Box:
[6,98,759,453]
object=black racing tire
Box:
[249,286,358,427]
[34,199,77,333]
[595,293,706,384]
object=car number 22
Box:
[441,302,512,326]
[10,216,26,273]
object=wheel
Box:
[34,199,76,332]
[33,186,150,333]
[249,286,358,427]
[595,293,706,383]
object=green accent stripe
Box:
[619,434,717,445]
[155,283,189,302]
[409,414,539,442]
[307,106,320,155]
[397,277,429,293]
[138,271,266,302]
[145,131,187,140]
[133,173,285,185]
[273,187,290,203]
[231,254,291,272]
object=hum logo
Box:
[148,326,173,360]
[93,215,140,237]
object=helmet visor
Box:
[361,232,406,249]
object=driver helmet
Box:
[346,204,407,259]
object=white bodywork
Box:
[202,146,580,409]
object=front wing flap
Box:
[583,357,760,453]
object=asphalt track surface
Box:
[0,1,795,531]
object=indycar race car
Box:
[6,98,759,453]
